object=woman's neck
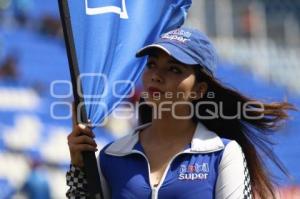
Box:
[143,116,197,146]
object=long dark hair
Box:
[138,67,295,199]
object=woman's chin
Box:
[142,96,169,106]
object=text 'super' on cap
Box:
[136,27,217,76]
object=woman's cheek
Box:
[142,70,150,87]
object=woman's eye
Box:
[146,62,155,69]
[169,66,182,74]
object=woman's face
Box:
[142,49,203,105]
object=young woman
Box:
[66,28,294,199]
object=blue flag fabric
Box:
[68,0,192,126]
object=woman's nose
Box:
[151,71,163,83]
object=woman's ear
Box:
[191,82,208,101]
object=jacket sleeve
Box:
[215,141,252,199]
[66,152,111,199]
[66,164,89,199]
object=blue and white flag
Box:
[68,0,192,126]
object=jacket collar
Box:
[105,122,224,156]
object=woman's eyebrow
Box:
[148,52,159,59]
[168,59,188,68]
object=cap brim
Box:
[136,44,171,56]
[136,42,198,65]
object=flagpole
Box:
[58,0,102,198]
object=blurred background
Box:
[0,0,299,198]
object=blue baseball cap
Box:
[136,27,217,76]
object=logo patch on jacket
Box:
[178,163,209,180]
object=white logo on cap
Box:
[161,29,191,43]
[85,0,129,19]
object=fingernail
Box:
[78,123,86,130]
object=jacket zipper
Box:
[131,148,223,199]
[132,150,185,199]
[131,150,156,198]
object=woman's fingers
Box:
[68,118,96,167]
[68,135,98,153]
[70,135,97,146]
[68,124,97,153]
[70,124,95,138]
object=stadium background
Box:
[0,0,299,198]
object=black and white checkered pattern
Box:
[66,164,89,199]
[242,154,252,199]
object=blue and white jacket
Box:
[94,122,252,199]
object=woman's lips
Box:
[148,87,164,94]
